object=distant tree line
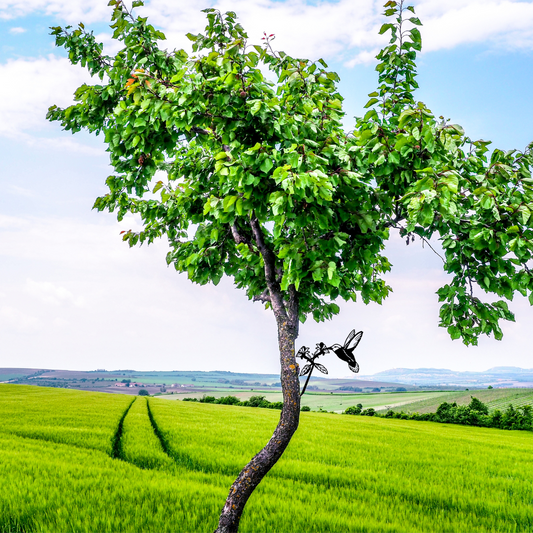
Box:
[344,397,533,431]
[182,394,532,431]
[183,395,288,410]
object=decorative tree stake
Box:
[298,330,363,395]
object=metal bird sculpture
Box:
[329,329,363,373]
[296,330,363,396]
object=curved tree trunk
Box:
[215,319,300,533]
[215,218,301,533]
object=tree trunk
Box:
[214,318,300,533]
[215,216,301,533]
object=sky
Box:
[1,0,532,378]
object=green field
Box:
[2,384,533,532]
[164,387,533,414]
[163,389,450,413]
[386,388,533,414]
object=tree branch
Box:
[253,290,271,303]
[249,216,291,322]
[230,224,249,245]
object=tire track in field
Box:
[146,399,173,460]
[112,396,136,460]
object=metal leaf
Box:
[300,364,312,376]
[314,363,328,375]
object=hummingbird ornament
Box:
[296,330,363,396]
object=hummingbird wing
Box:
[300,364,312,376]
[343,329,356,348]
[345,330,363,351]
[314,363,328,375]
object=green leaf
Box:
[364,109,379,122]
[327,261,336,279]
[439,174,459,194]
[518,205,531,225]
[223,195,237,212]
[388,151,400,165]
[260,158,273,173]
[448,325,461,340]
[410,28,422,43]
[480,194,495,210]
[364,98,379,109]
[250,101,262,115]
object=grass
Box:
[2,384,533,532]
[120,397,174,469]
[0,384,132,454]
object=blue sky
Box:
[1,0,532,376]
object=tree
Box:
[47,0,533,530]
[468,396,489,415]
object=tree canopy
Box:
[48,0,533,346]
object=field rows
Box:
[385,388,533,414]
[1,384,533,532]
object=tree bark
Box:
[214,218,301,533]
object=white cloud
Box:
[8,26,25,33]
[140,0,385,64]
[25,279,83,307]
[0,213,282,373]
[0,305,42,332]
[2,0,532,64]
[2,0,532,150]
[417,0,533,52]
[0,55,105,152]
[7,184,35,197]
[0,0,110,23]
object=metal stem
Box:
[300,367,313,396]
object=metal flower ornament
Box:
[297,330,363,395]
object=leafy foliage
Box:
[354,1,533,345]
[47,0,533,345]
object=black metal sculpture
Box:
[297,330,363,396]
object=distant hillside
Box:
[360,367,533,388]
[0,368,416,395]
[4,366,532,394]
